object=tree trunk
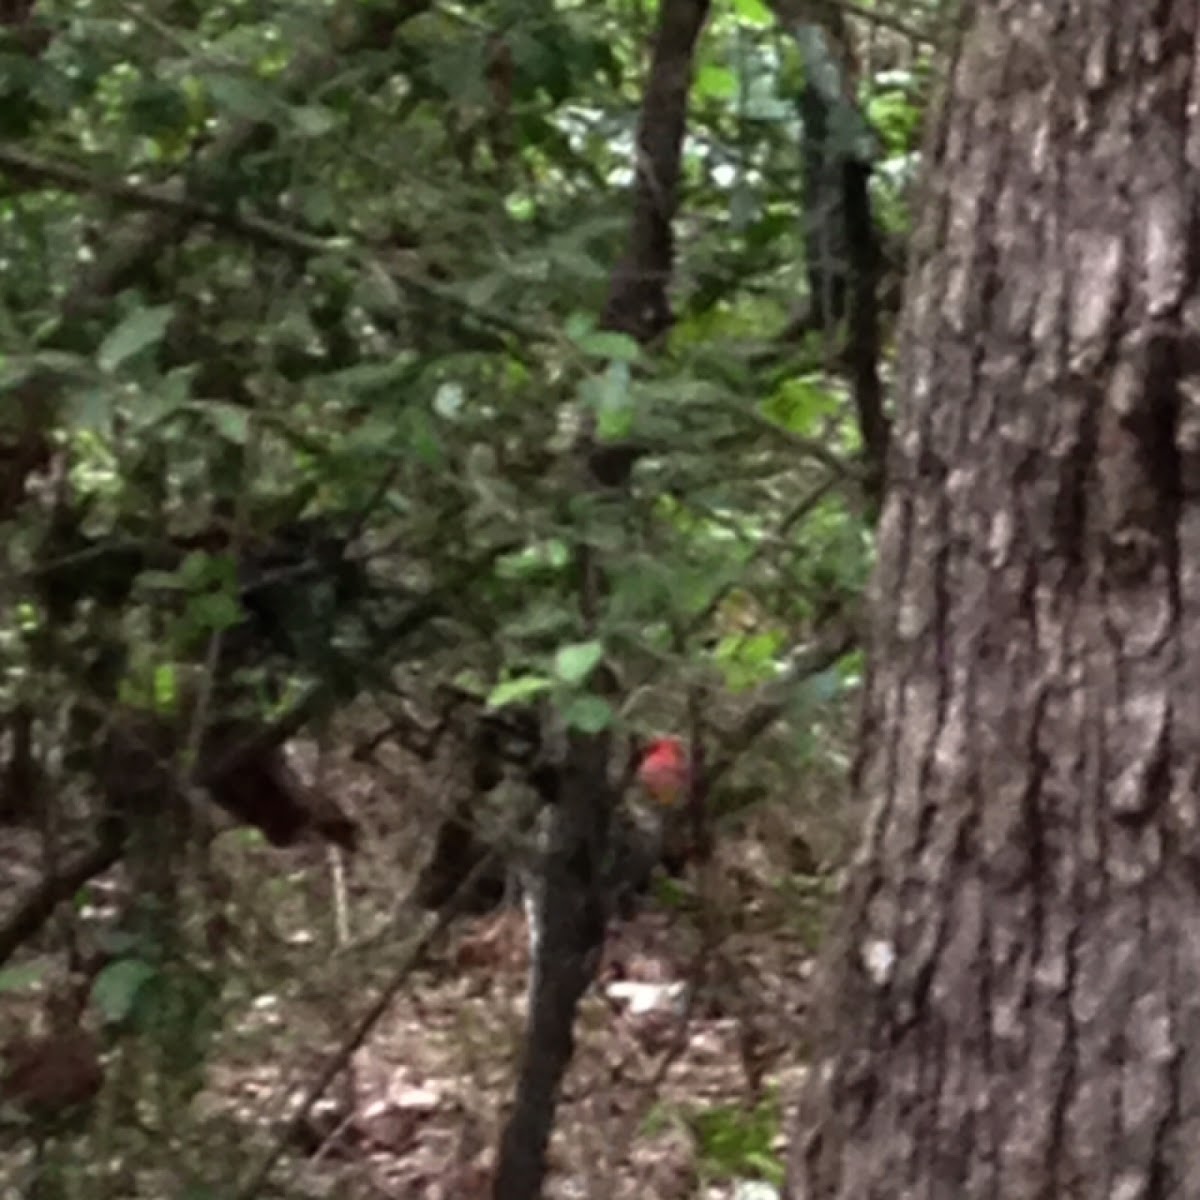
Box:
[492,2,710,1195]
[789,4,1200,1198]
[492,732,615,1200]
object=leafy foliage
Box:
[0,0,937,1188]
[1,6,921,653]
[688,1094,785,1186]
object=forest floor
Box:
[0,724,849,1199]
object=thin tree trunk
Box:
[492,2,711,1195]
[789,3,1200,1197]
[492,734,615,1200]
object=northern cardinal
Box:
[636,736,690,806]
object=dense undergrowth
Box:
[0,0,940,1194]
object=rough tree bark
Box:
[788,3,1200,1198]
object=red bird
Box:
[636,736,690,806]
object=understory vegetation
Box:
[0,1,942,1195]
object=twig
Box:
[115,1,239,65]
[0,143,543,346]
[0,832,126,968]
[231,844,506,1200]
[708,618,859,791]
[56,0,436,315]
[0,143,336,256]
[834,0,937,46]
[684,474,841,640]
[767,0,936,46]
[736,405,866,483]
[602,797,722,1185]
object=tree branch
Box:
[0,830,126,969]
[493,5,714,1197]
[601,0,713,345]
[232,842,508,1200]
[708,619,859,790]
[0,143,544,350]
[56,0,436,320]
[0,143,336,257]
[834,0,937,46]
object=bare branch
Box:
[0,142,542,347]
[232,843,508,1200]
[0,143,337,256]
[835,0,937,45]
[0,831,125,969]
[56,0,436,318]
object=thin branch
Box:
[767,0,936,46]
[0,143,337,256]
[198,539,522,783]
[57,0,436,317]
[708,618,859,790]
[0,143,542,346]
[675,395,864,485]
[735,406,867,483]
[232,844,507,1200]
[115,1,241,66]
[649,475,839,663]
[835,0,938,46]
[0,831,126,969]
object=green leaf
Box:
[153,663,178,711]
[503,603,574,639]
[731,0,772,24]
[837,648,865,689]
[127,79,192,139]
[652,874,695,910]
[203,72,278,121]
[564,311,595,341]
[138,570,186,592]
[762,375,839,436]
[571,327,641,363]
[496,539,571,580]
[715,630,785,692]
[178,551,237,591]
[324,358,416,395]
[689,1098,783,1185]
[730,182,759,231]
[403,411,444,466]
[581,362,634,440]
[743,94,791,122]
[554,640,604,685]
[202,402,251,445]
[187,590,244,633]
[433,381,466,419]
[452,670,488,698]
[563,694,613,733]
[97,305,173,373]
[802,667,844,705]
[299,185,338,227]
[291,104,337,137]
[0,963,45,994]
[92,958,157,1023]
[487,675,554,708]
[65,384,118,431]
[695,64,737,102]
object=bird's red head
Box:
[636,736,689,806]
